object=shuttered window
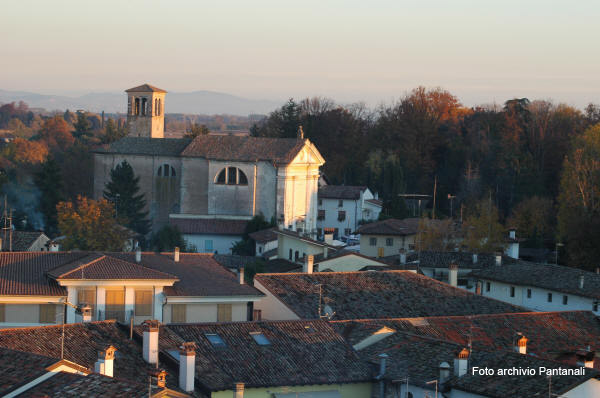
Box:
[0,304,4,322]
[78,289,96,314]
[39,304,56,324]
[171,304,186,323]
[217,304,232,322]
[135,290,153,317]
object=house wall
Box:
[447,389,487,398]
[317,198,360,238]
[563,378,600,398]
[316,255,387,272]
[253,279,300,320]
[163,302,248,323]
[212,382,372,398]
[256,240,277,257]
[0,303,61,327]
[180,157,209,214]
[359,234,415,258]
[380,383,434,398]
[183,233,242,254]
[476,279,599,314]
[276,234,326,262]
[28,235,50,251]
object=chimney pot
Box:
[174,247,180,262]
[303,255,314,274]
[509,229,516,239]
[495,253,502,266]
[150,369,167,389]
[515,335,528,354]
[453,348,470,377]
[580,275,585,289]
[238,267,245,284]
[472,253,478,264]
[179,342,196,392]
[449,263,458,287]
[576,349,595,368]
[94,345,117,377]
[142,320,160,364]
[135,248,141,263]
[80,304,93,323]
[439,361,451,384]
[234,382,245,398]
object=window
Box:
[486,282,491,292]
[338,200,343,207]
[344,228,352,236]
[334,228,339,238]
[158,99,161,116]
[289,249,293,260]
[217,304,232,322]
[134,98,140,115]
[250,332,271,345]
[377,247,384,258]
[215,167,248,185]
[317,210,325,220]
[594,302,599,312]
[318,199,323,206]
[204,240,213,253]
[317,228,322,237]
[369,237,377,246]
[0,304,4,322]
[338,211,346,221]
[78,288,96,316]
[563,295,568,305]
[527,289,531,298]
[135,290,153,317]
[157,164,176,177]
[171,304,186,323]
[408,393,414,398]
[510,286,515,297]
[547,293,553,302]
[205,333,226,347]
[386,238,393,246]
[258,246,263,254]
[294,251,299,261]
[105,290,125,322]
[39,304,56,324]
[253,309,262,321]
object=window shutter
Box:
[135,290,153,317]
[0,304,4,322]
[39,304,56,324]
[217,304,232,322]
[171,304,186,323]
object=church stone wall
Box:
[208,160,256,216]
[180,157,209,214]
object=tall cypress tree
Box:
[34,157,64,236]
[103,160,150,236]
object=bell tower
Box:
[125,84,166,138]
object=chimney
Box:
[453,348,469,377]
[303,255,314,274]
[495,252,502,266]
[142,320,160,364]
[509,228,516,240]
[514,335,528,354]
[234,382,245,398]
[579,275,585,289]
[179,342,196,392]
[80,304,93,323]
[238,267,245,284]
[576,349,595,368]
[475,281,482,295]
[324,232,333,245]
[449,263,458,287]
[150,369,167,389]
[472,253,478,264]
[399,248,406,265]
[94,345,117,377]
[323,246,328,258]
[135,247,141,263]
[439,362,451,384]
[50,242,59,252]
[174,247,180,262]
[376,353,388,398]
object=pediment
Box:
[289,141,325,166]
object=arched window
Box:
[214,167,248,185]
[157,164,176,177]
[158,98,161,116]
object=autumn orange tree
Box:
[57,195,129,251]
[2,137,48,165]
[38,115,74,154]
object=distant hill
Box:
[0,89,281,116]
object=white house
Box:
[356,218,423,258]
[248,227,278,258]
[169,215,248,254]
[275,229,340,264]
[316,185,381,239]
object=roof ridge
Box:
[0,319,117,333]
[58,254,107,278]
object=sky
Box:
[1,0,599,108]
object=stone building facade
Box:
[93,85,325,237]
[125,84,166,138]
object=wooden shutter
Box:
[78,289,96,314]
[377,247,384,258]
[217,304,232,322]
[171,304,186,323]
[135,290,153,316]
[39,304,56,324]
[105,290,125,322]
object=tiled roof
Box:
[470,261,600,299]
[47,254,178,280]
[356,218,422,236]
[0,321,154,383]
[134,320,372,391]
[364,198,383,207]
[125,83,167,93]
[0,252,91,296]
[109,252,263,297]
[276,229,340,250]
[6,231,48,251]
[318,185,367,200]
[93,137,192,156]
[331,311,600,363]
[254,271,524,320]
[248,227,278,243]
[170,217,248,236]
[417,250,518,269]
[181,135,307,164]
[0,347,58,396]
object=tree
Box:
[417,218,456,251]
[103,160,150,236]
[507,196,554,248]
[2,138,48,166]
[34,157,64,236]
[73,112,92,136]
[184,123,210,138]
[558,123,600,269]
[150,225,187,252]
[57,196,129,250]
[232,214,275,255]
[102,118,127,144]
[38,115,74,154]
[463,197,505,253]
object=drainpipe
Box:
[377,353,388,398]
[252,162,257,216]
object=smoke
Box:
[1,178,45,231]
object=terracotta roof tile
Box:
[93,137,192,156]
[356,218,423,236]
[255,271,525,320]
[248,227,278,243]
[4,231,48,252]
[0,347,58,396]
[170,217,248,235]
[318,185,367,200]
[125,83,167,93]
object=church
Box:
[93,84,325,252]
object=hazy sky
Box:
[2,0,599,108]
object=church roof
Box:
[93,137,192,156]
[181,135,307,164]
[125,83,167,93]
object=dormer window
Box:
[250,332,271,345]
[215,167,248,185]
[205,333,226,347]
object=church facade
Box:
[93,84,325,243]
